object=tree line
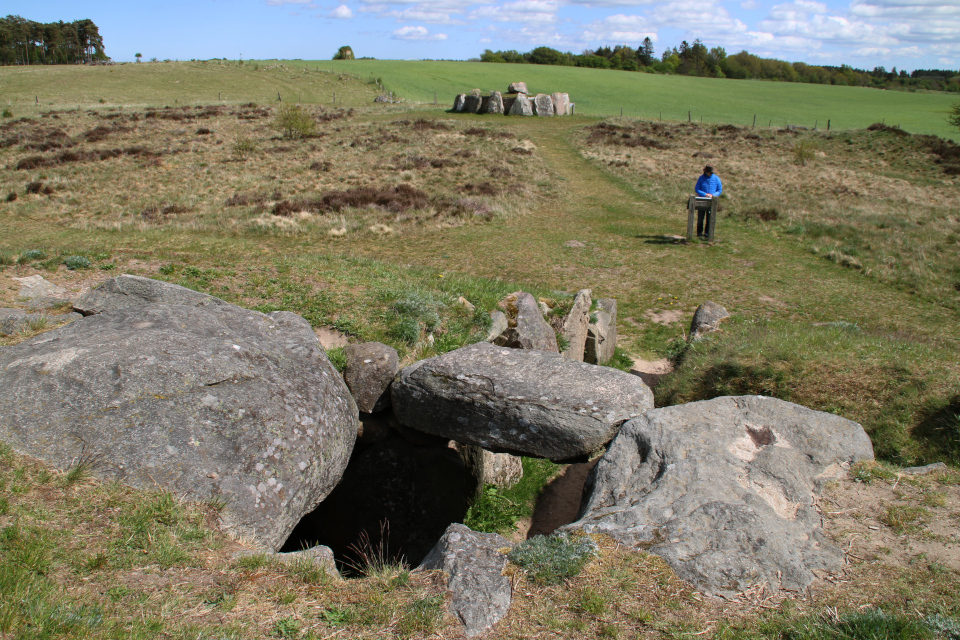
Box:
[0,15,107,66]
[479,40,960,93]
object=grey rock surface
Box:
[464,94,483,114]
[551,92,570,116]
[901,462,947,475]
[343,342,399,413]
[514,292,558,352]
[73,274,226,316]
[585,298,617,365]
[420,523,512,638]
[391,341,653,460]
[533,94,554,117]
[0,309,82,336]
[570,396,875,596]
[507,82,528,94]
[233,545,341,580]
[508,94,533,116]
[689,300,729,340]
[560,289,591,361]
[13,275,70,309]
[453,94,466,112]
[0,303,358,551]
[487,91,504,115]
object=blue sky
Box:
[11,0,960,71]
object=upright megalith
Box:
[585,298,617,365]
[570,396,875,596]
[493,292,558,352]
[453,94,467,112]
[533,94,554,117]
[343,342,399,413]
[486,91,504,115]
[551,92,570,116]
[391,341,654,460]
[508,94,533,116]
[463,94,483,114]
[0,300,359,551]
[559,289,591,361]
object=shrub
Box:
[63,256,91,270]
[508,532,598,584]
[272,104,316,140]
[233,135,257,159]
[325,346,347,372]
[793,139,818,166]
[465,485,526,534]
[1,108,11,118]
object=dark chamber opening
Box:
[281,431,480,571]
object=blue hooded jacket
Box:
[695,173,723,197]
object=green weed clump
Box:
[232,134,258,159]
[793,139,818,166]
[775,609,934,639]
[465,457,559,534]
[508,532,598,584]
[325,346,347,372]
[18,249,48,264]
[62,255,91,270]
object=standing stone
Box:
[689,301,729,340]
[487,91,504,115]
[420,524,513,638]
[569,103,576,115]
[486,310,509,343]
[513,292,558,352]
[585,298,617,365]
[458,444,524,489]
[453,94,467,112]
[560,289,591,361]
[73,274,226,316]
[507,82,528,94]
[533,94,554,117]
[0,303,358,551]
[569,396,875,597]
[464,94,483,114]
[551,93,570,116]
[391,341,654,460]
[343,342,400,413]
[508,94,533,117]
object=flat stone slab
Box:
[420,523,512,637]
[391,341,653,460]
[570,396,875,597]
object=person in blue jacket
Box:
[694,165,723,238]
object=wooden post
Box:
[768,119,772,128]
[687,197,696,242]
[218,92,221,101]
[827,119,831,131]
[333,92,336,104]
[659,111,661,122]
[620,107,623,117]
[688,111,691,123]
[434,92,437,105]
[277,92,281,102]
[707,196,718,241]
[752,114,756,128]
[35,96,38,105]
[814,119,817,130]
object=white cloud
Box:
[329,4,354,18]
[471,0,560,25]
[393,25,449,39]
[385,7,466,24]
[740,0,760,8]
[579,14,656,44]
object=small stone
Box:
[507,82,528,94]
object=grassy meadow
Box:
[2,60,960,639]
[291,59,958,140]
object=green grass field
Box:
[285,59,960,140]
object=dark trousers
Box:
[696,207,711,237]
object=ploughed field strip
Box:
[0,105,550,237]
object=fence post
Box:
[277,92,281,102]
[434,92,437,105]
[827,119,831,131]
[768,119,772,128]
[688,110,691,123]
[333,92,336,104]
[659,111,661,122]
[218,92,221,101]
[621,107,623,117]
[752,114,756,128]
[814,119,817,130]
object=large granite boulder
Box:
[487,91,504,115]
[486,310,509,343]
[533,94,554,117]
[453,94,467,112]
[585,298,617,365]
[494,292,558,352]
[463,94,483,114]
[288,435,479,566]
[570,396,875,596]
[420,524,513,638]
[508,94,533,117]
[391,341,654,460]
[343,342,399,413]
[559,289,591,361]
[0,303,358,551]
[551,93,570,116]
[13,275,70,309]
[507,82,528,94]
[73,274,226,316]
[689,301,729,340]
